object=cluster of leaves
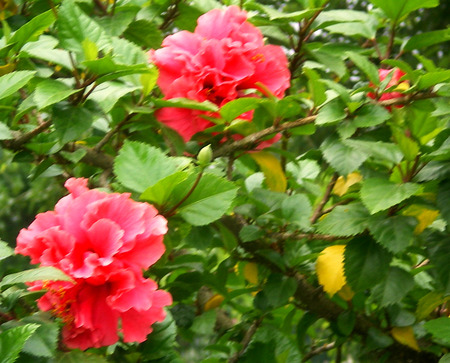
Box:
[0,0,449,362]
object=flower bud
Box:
[197,144,213,167]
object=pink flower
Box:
[16,178,172,350]
[368,68,409,110]
[150,6,290,143]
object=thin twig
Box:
[229,316,264,363]
[94,112,136,152]
[310,173,338,224]
[302,342,336,362]
[165,171,203,217]
[5,120,52,150]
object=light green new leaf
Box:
[20,319,59,358]
[321,137,369,175]
[0,70,36,101]
[353,104,391,128]
[361,178,422,214]
[0,239,14,260]
[140,171,190,207]
[417,70,450,90]
[178,173,238,226]
[114,141,184,193]
[344,236,391,291]
[424,318,450,345]
[0,123,13,140]
[1,267,73,289]
[316,99,346,125]
[8,9,55,52]
[368,215,417,253]
[372,267,414,307]
[317,203,371,237]
[0,324,39,363]
[154,98,219,113]
[344,139,403,165]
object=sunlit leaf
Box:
[316,245,347,296]
[391,326,420,351]
[250,151,287,192]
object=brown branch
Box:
[4,120,52,150]
[159,0,182,31]
[94,112,136,152]
[272,232,345,242]
[229,316,264,363]
[376,92,437,107]
[213,115,317,158]
[310,173,338,224]
[302,342,336,363]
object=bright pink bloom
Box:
[16,178,171,350]
[368,68,408,110]
[150,6,290,143]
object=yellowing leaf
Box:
[316,245,347,296]
[337,284,355,301]
[0,63,15,76]
[391,326,420,351]
[244,262,258,284]
[332,172,363,196]
[250,151,287,192]
[204,294,225,311]
[403,205,439,234]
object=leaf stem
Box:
[165,170,204,217]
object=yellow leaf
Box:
[244,262,258,285]
[250,151,287,192]
[332,172,362,196]
[337,284,354,301]
[391,326,420,351]
[316,245,347,296]
[204,294,225,311]
[403,205,439,234]
[0,63,15,76]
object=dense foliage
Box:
[0,0,449,362]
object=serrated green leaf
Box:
[353,104,391,128]
[177,173,238,226]
[417,70,450,90]
[0,266,73,288]
[0,324,39,363]
[114,141,183,193]
[424,318,450,345]
[344,236,391,291]
[52,103,94,144]
[360,178,422,214]
[33,80,80,110]
[8,9,55,52]
[281,194,312,229]
[140,171,190,207]
[0,240,14,260]
[88,82,139,113]
[316,203,370,236]
[0,123,13,140]
[0,71,36,101]
[21,320,59,358]
[123,19,163,49]
[316,99,346,125]
[321,137,369,175]
[372,267,414,307]
[262,273,297,307]
[239,225,264,243]
[368,215,416,253]
[344,139,403,165]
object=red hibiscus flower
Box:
[16,178,172,350]
[150,6,290,143]
[368,68,409,110]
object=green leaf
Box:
[417,70,450,90]
[360,178,422,214]
[52,103,94,144]
[424,318,450,345]
[316,203,370,237]
[262,273,297,307]
[114,141,184,193]
[154,98,219,112]
[140,171,190,207]
[416,292,449,321]
[372,267,414,307]
[33,80,80,110]
[88,82,139,113]
[281,194,312,229]
[392,127,420,161]
[54,351,109,363]
[321,137,369,175]
[57,0,110,55]
[344,236,391,291]
[0,240,14,260]
[21,320,59,358]
[220,98,265,122]
[315,99,346,125]
[0,71,36,101]
[346,51,379,84]
[369,0,439,20]
[343,139,403,165]
[0,324,39,363]
[403,29,450,51]
[239,225,264,243]
[123,19,163,49]
[353,104,391,128]
[0,266,73,288]
[0,123,13,140]
[8,9,55,52]
[177,173,238,226]
[248,3,317,21]
[368,215,417,253]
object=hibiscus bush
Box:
[0,0,449,362]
